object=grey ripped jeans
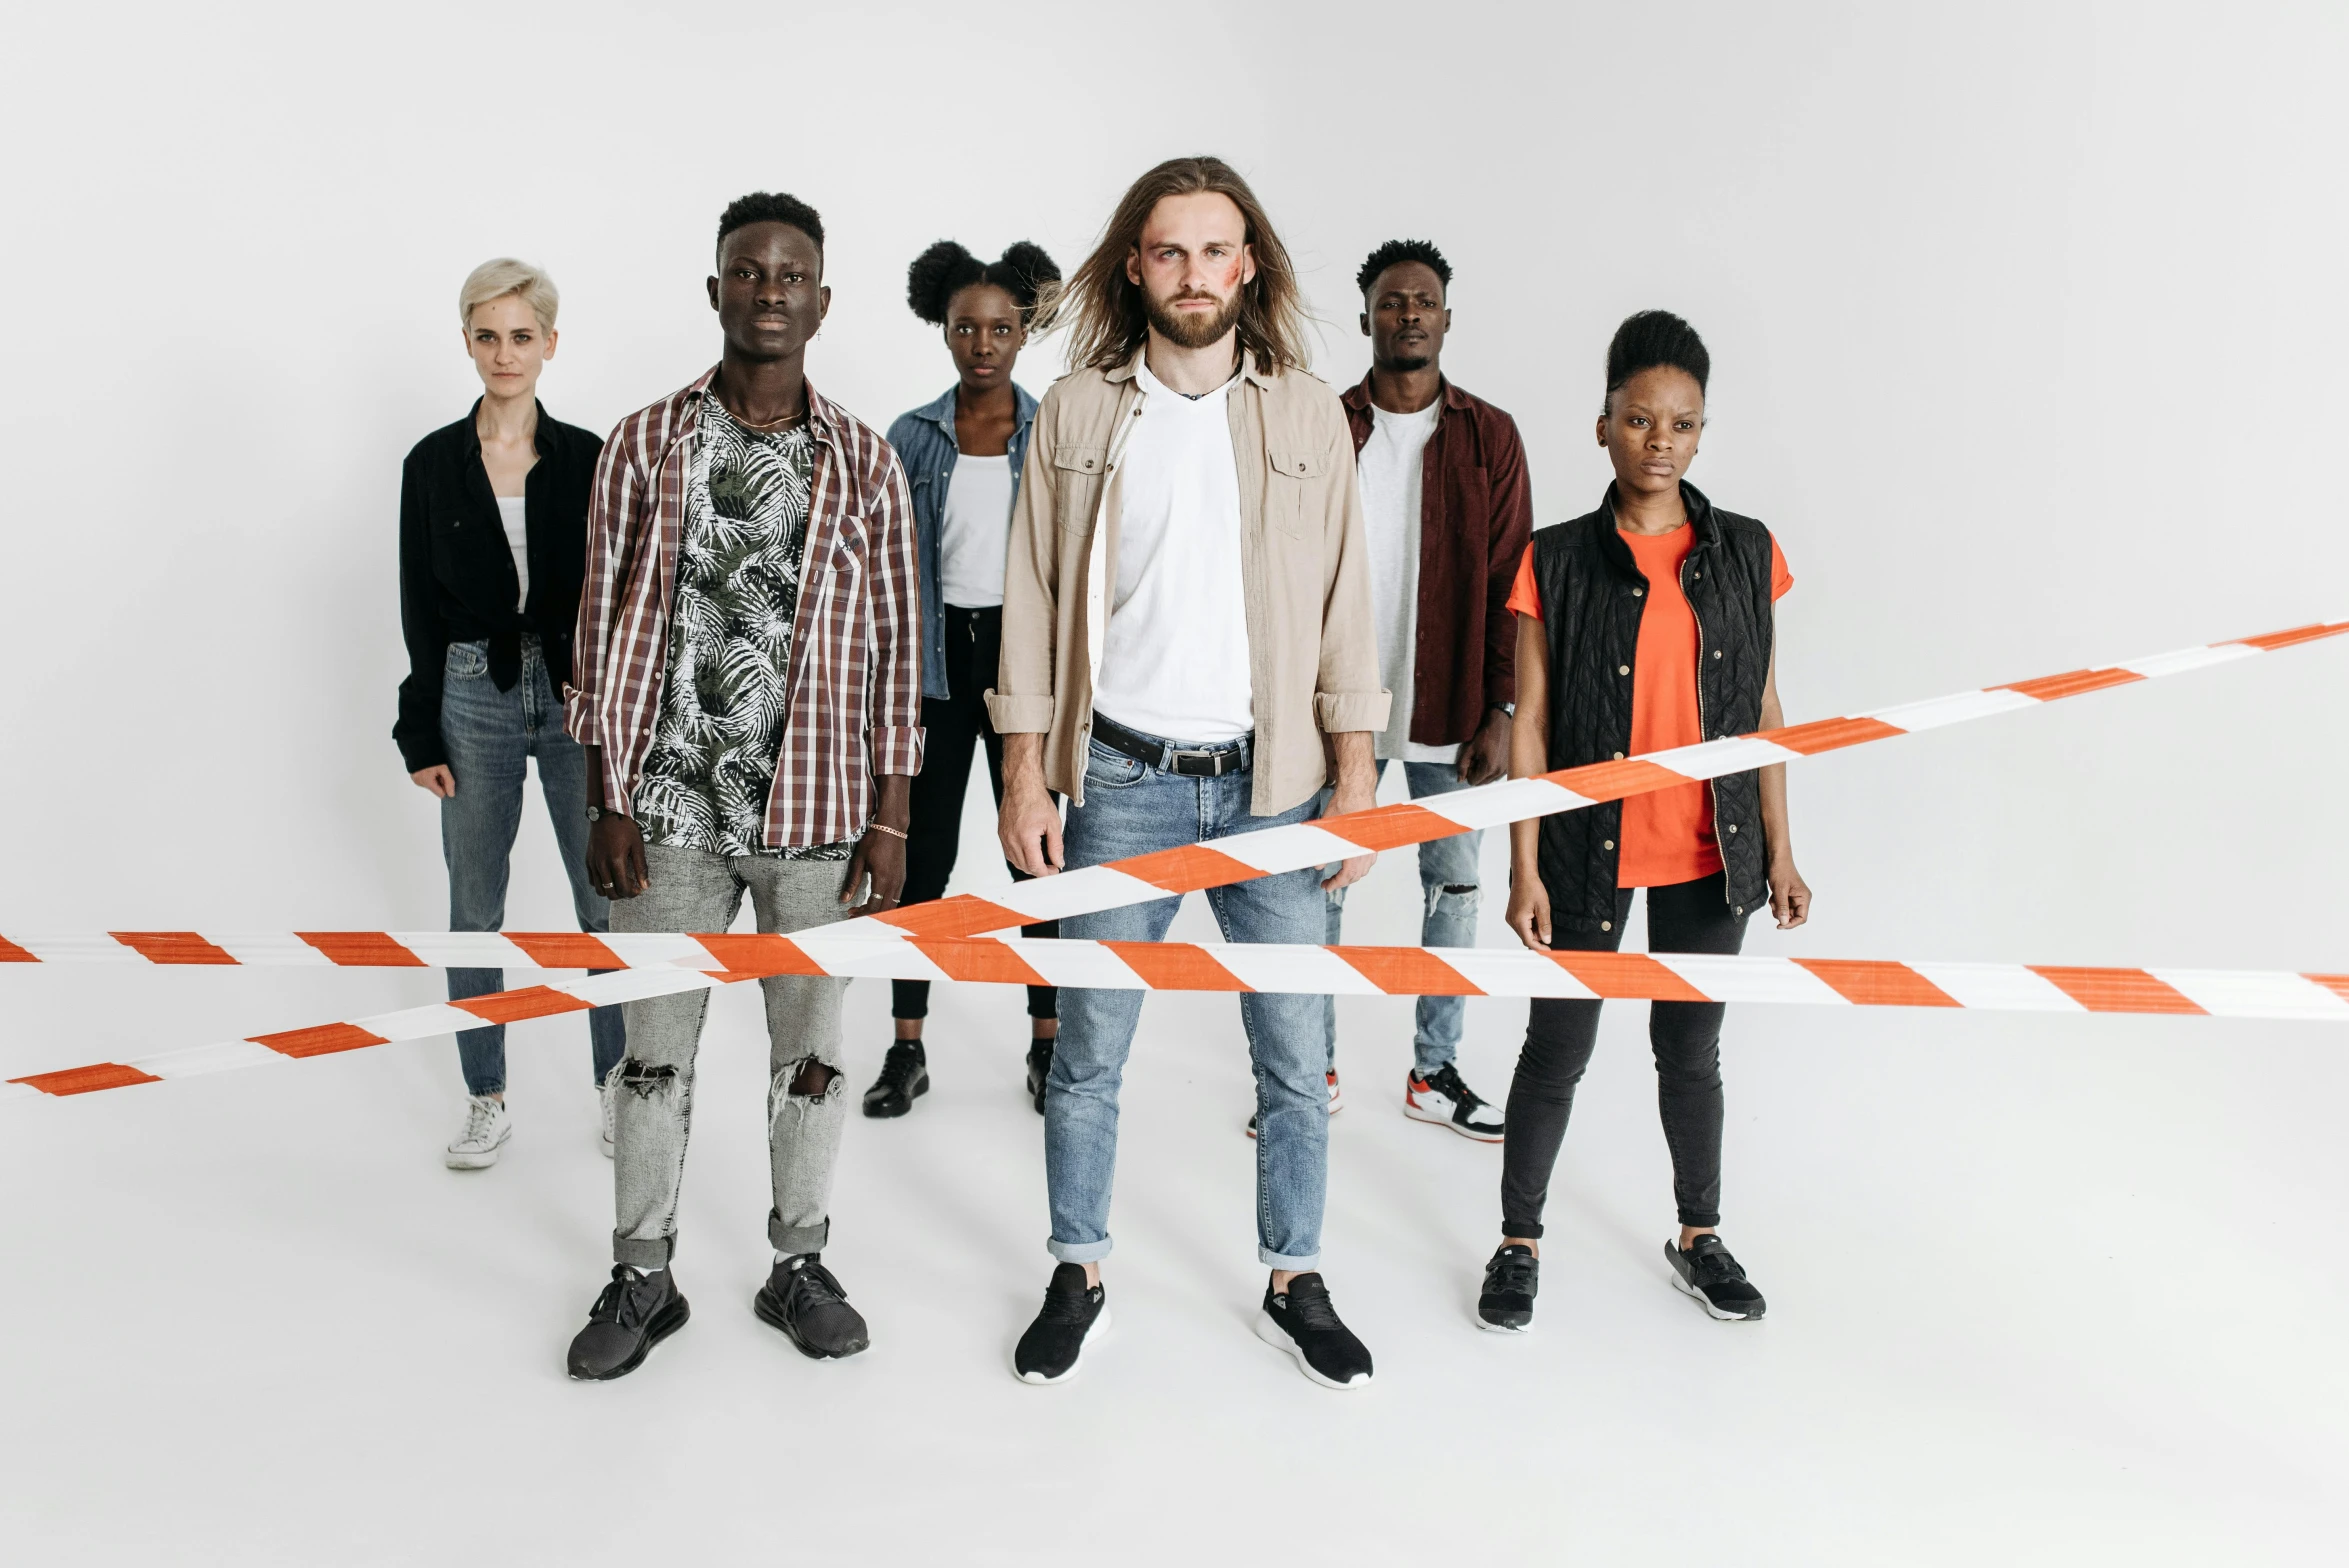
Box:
[608,842,857,1270]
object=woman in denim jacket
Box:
[860,240,1063,1119]
[394,258,625,1170]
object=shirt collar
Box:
[688,365,840,441]
[1109,343,1278,389]
[1341,373,1466,414]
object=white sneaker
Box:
[1403,1063,1505,1142]
[444,1094,511,1169]
[599,1075,617,1159]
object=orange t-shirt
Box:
[1506,527,1793,888]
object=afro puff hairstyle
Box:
[1603,310,1710,410]
[716,191,825,259]
[906,239,1062,325]
[1356,238,1452,297]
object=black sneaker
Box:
[1478,1244,1539,1333]
[1256,1273,1373,1389]
[754,1253,870,1358]
[1014,1263,1109,1384]
[1024,1038,1053,1115]
[1666,1234,1767,1320]
[566,1265,690,1381]
[861,1041,928,1118]
[1404,1062,1506,1142]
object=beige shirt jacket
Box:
[985,348,1390,816]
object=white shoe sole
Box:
[1015,1305,1111,1386]
[1669,1266,1760,1321]
[1476,1313,1533,1334]
[1254,1311,1372,1390]
[443,1135,508,1170]
[1402,1099,1504,1143]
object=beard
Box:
[1142,284,1246,350]
[1383,353,1433,374]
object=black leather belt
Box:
[1089,711,1253,778]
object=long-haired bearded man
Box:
[990,156,1389,1390]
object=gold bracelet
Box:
[866,822,908,840]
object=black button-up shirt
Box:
[394,400,602,772]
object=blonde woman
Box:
[394,259,625,1170]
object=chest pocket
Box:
[1266,447,1327,539]
[1052,445,1107,534]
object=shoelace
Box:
[459,1098,500,1144]
[1691,1245,1746,1285]
[1280,1283,1346,1332]
[788,1258,850,1308]
[589,1266,656,1329]
[1036,1283,1100,1325]
[875,1044,924,1092]
[1425,1065,1484,1109]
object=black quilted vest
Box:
[1531,481,1775,932]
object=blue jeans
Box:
[1323,759,1484,1076]
[1048,732,1330,1270]
[439,638,625,1097]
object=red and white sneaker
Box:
[1403,1063,1505,1142]
[1246,1072,1343,1138]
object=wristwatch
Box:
[585,804,615,823]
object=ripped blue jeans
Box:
[1324,759,1484,1077]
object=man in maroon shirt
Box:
[1324,239,1532,1142]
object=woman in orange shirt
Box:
[1478,311,1810,1333]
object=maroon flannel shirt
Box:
[1340,375,1534,747]
[565,369,924,848]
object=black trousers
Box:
[893,604,1057,1022]
[1500,871,1748,1234]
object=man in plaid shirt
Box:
[560,192,923,1381]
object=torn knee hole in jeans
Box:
[782,1057,840,1101]
[1428,882,1482,915]
[616,1060,677,1098]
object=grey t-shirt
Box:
[633,399,851,859]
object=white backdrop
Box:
[3,3,2346,1564]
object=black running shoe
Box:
[1024,1038,1053,1115]
[754,1253,870,1359]
[861,1041,928,1118]
[566,1265,690,1381]
[1014,1263,1109,1384]
[1256,1273,1373,1389]
[1478,1244,1539,1333]
[1666,1234,1767,1320]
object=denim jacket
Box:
[885,382,1040,700]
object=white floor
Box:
[5,757,2348,1565]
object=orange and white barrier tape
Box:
[5,613,2345,1106]
[7,935,2347,1103]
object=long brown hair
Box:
[1038,156,1312,373]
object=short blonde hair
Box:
[459,257,559,333]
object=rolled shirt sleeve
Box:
[987,393,1060,735]
[1313,408,1392,736]
[865,449,927,777]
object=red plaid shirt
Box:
[565,368,924,847]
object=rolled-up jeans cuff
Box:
[770,1214,830,1256]
[1259,1246,1322,1270]
[1048,1235,1113,1264]
[613,1233,673,1271]
[1501,1219,1545,1240]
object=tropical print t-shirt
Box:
[633,398,853,859]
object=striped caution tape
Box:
[8,614,2346,973]
[7,935,2346,1103]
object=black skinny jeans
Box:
[1501,871,1749,1234]
[894,604,1056,1022]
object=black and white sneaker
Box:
[565,1265,690,1381]
[861,1041,928,1118]
[1666,1234,1767,1320]
[1024,1038,1053,1116]
[1404,1063,1505,1142]
[1256,1273,1373,1389]
[1478,1244,1539,1332]
[754,1253,870,1359]
[1014,1263,1109,1384]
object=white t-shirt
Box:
[1092,361,1254,743]
[495,495,529,609]
[1356,400,1454,762]
[938,452,1015,609]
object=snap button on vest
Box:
[1603,839,1614,850]
[1612,751,1625,760]
[1618,665,1630,675]
[1600,921,1612,931]
[1726,823,1738,833]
